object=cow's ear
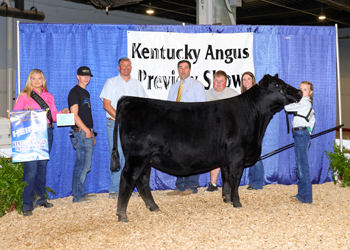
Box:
[258,74,268,87]
[274,73,279,78]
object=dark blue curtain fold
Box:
[18,24,336,199]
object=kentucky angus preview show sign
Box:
[127,31,254,100]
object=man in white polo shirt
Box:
[100,57,147,199]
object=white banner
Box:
[127,31,254,100]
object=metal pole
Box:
[5,0,13,112]
[17,20,20,98]
[335,24,343,149]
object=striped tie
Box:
[176,80,184,102]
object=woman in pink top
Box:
[13,69,69,216]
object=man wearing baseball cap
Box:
[68,66,96,203]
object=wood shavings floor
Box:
[1,182,350,249]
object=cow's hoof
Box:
[148,205,160,212]
[232,201,242,208]
[117,214,128,223]
[223,196,232,204]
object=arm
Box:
[13,93,32,110]
[103,99,116,119]
[167,83,176,101]
[70,104,94,140]
[195,81,207,102]
[284,99,307,112]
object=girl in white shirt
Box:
[285,81,315,203]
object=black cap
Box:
[77,66,93,77]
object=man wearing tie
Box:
[167,60,206,196]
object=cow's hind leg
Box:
[117,159,147,222]
[135,164,159,212]
[116,170,134,222]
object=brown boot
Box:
[167,190,183,196]
[182,190,195,195]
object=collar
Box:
[33,87,45,94]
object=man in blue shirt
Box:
[167,60,206,196]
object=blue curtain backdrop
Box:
[18,24,336,199]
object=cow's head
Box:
[259,74,302,113]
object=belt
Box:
[292,127,307,132]
[108,118,115,121]
[73,127,94,133]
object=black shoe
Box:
[39,202,54,208]
[23,210,32,216]
[247,185,258,190]
[205,182,219,192]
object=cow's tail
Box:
[110,103,122,172]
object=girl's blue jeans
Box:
[293,129,312,203]
[22,128,53,211]
[248,160,265,189]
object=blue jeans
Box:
[22,128,53,212]
[293,129,312,203]
[71,131,94,202]
[248,160,265,189]
[107,120,125,194]
[176,175,199,193]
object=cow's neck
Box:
[246,87,278,141]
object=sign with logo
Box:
[10,109,49,163]
[128,31,254,100]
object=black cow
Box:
[110,74,302,222]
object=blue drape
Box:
[18,24,336,199]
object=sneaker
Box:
[205,182,219,192]
[109,192,117,199]
[290,196,302,203]
[87,193,96,198]
[23,210,32,216]
[247,185,259,190]
[131,192,139,197]
[77,197,92,203]
[39,202,54,208]
[167,190,183,196]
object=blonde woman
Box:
[13,69,69,216]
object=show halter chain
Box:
[30,90,53,126]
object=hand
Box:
[61,108,69,114]
[25,106,33,110]
[85,130,93,138]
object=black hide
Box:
[110,74,302,222]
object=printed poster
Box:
[10,109,49,163]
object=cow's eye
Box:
[275,83,279,87]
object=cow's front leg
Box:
[136,164,159,212]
